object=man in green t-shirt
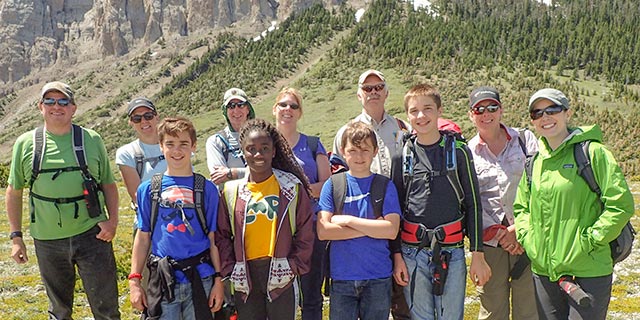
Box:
[5,81,121,320]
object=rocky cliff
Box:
[0,0,333,86]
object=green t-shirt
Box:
[8,127,115,240]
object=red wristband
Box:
[128,272,143,280]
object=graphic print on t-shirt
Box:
[160,186,194,233]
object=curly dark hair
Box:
[239,118,312,195]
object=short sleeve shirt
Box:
[8,127,115,240]
[115,139,167,182]
[136,174,219,283]
[318,173,401,280]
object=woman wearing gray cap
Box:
[513,88,634,320]
[206,88,255,185]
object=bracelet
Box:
[213,272,222,278]
[128,272,143,280]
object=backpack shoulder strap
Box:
[149,173,163,235]
[444,133,464,204]
[193,173,208,235]
[371,174,389,219]
[222,179,241,236]
[288,184,299,235]
[307,135,319,160]
[574,140,601,196]
[132,141,145,179]
[330,172,347,215]
[525,152,538,190]
[517,128,528,156]
[395,117,408,131]
[31,127,46,186]
[216,133,232,161]
[71,124,90,178]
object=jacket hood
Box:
[540,125,603,156]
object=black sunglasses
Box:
[276,102,300,110]
[471,105,500,115]
[227,101,248,109]
[360,83,385,93]
[42,98,71,107]
[530,105,565,120]
[131,112,156,123]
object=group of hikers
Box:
[5,68,634,320]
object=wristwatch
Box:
[226,168,233,179]
[213,272,223,278]
[9,231,23,240]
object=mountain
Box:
[1,0,640,181]
[0,0,340,86]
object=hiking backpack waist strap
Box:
[30,192,85,204]
[401,218,464,246]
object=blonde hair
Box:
[403,83,442,112]
[274,87,303,115]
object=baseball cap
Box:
[127,97,156,115]
[528,88,570,111]
[41,81,75,104]
[223,88,249,106]
[358,69,386,86]
[469,86,501,109]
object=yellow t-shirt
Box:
[244,174,280,260]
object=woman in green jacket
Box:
[513,88,634,320]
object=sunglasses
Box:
[130,112,156,123]
[530,105,565,120]
[42,98,71,107]
[227,101,248,109]
[360,83,385,93]
[471,105,500,115]
[276,102,300,110]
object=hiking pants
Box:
[300,224,326,320]
[234,258,295,320]
[477,245,538,320]
[34,225,120,320]
[532,273,612,320]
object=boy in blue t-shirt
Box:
[317,121,401,320]
[129,117,224,320]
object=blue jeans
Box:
[401,246,466,320]
[329,277,392,320]
[33,225,120,320]
[160,276,214,320]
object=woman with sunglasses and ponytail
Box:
[513,88,633,320]
[206,88,256,186]
[467,86,539,320]
[272,87,330,320]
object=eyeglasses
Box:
[227,101,248,109]
[42,98,71,107]
[530,105,565,120]
[360,83,385,93]
[471,105,500,115]
[130,112,156,123]
[276,102,300,110]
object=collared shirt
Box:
[333,111,408,177]
[468,125,538,246]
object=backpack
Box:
[322,172,390,295]
[524,140,635,264]
[131,141,165,179]
[30,125,103,222]
[149,173,208,236]
[399,131,465,206]
[216,132,246,166]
